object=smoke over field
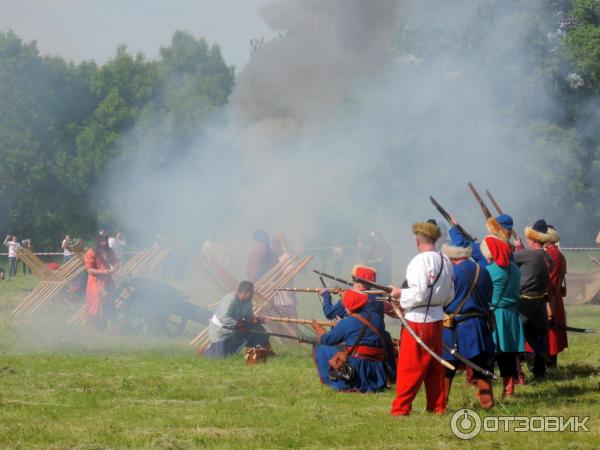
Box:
[103,0,596,260]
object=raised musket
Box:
[429,195,476,242]
[351,275,456,371]
[467,181,493,220]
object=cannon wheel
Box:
[162,315,188,337]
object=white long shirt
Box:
[400,251,454,323]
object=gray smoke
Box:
[104,0,590,271]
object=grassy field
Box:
[1,274,599,449]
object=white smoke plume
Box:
[103,0,587,272]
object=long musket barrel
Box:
[274,287,388,295]
[249,330,319,345]
[429,195,476,242]
[313,270,353,286]
[551,322,596,334]
[485,189,521,241]
[467,181,493,220]
[351,275,456,371]
[262,315,336,327]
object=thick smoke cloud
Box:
[104,0,587,270]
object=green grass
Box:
[0,276,599,449]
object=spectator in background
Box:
[246,230,277,283]
[62,235,73,262]
[109,232,127,264]
[596,230,600,247]
[21,238,32,275]
[3,235,20,278]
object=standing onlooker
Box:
[62,235,73,262]
[21,239,33,275]
[3,235,20,279]
[109,232,127,264]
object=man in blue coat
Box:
[442,232,496,409]
[312,289,388,393]
[320,265,396,381]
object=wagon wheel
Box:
[163,315,188,337]
[124,315,154,335]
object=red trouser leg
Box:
[422,321,446,414]
[391,320,445,416]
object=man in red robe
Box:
[544,224,568,367]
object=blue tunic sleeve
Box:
[450,226,489,267]
[322,292,347,319]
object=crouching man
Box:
[203,281,274,358]
[312,290,388,393]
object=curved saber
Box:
[388,299,456,371]
[442,343,497,380]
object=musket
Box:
[273,287,388,295]
[313,270,353,287]
[467,181,493,220]
[248,330,318,345]
[550,322,595,334]
[442,343,497,379]
[262,315,336,328]
[429,195,476,242]
[485,189,521,241]
[351,275,455,371]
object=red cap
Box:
[352,265,376,282]
[482,236,512,268]
[342,289,369,312]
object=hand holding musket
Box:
[467,181,493,220]
[429,196,476,242]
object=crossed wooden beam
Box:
[11,248,86,317]
[188,254,313,350]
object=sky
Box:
[0,0,272,69]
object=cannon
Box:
[115,278,212,337]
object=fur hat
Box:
[352,265,377,282]
[412,220,442,242]
[546,225,560,243]
[441,243,472,259]
[442,227,473,259]
[486,215,513,242]
[342,289,369,312]
[524,219,550,244]
[480,235,512,267]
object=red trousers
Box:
[391,320,446,416]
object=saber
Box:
[429,196,476,242]
[313,270,353,287]
[352,275,455,371]
[442,343,498,380]
[249,330,318,345]
[551,322,595,334]
[262,315,336,328]
[485,189,521,241]
[467,181,493,220]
